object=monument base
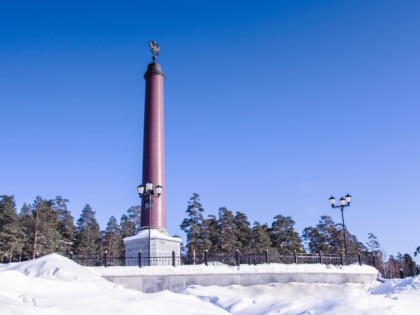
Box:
[123,229,182,266]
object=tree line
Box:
[180,193,418,276]
[0,195,140,262]
[1,193,418,277]
[180,193,372,257]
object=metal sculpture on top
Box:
[149,40,160,62]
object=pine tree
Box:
[270,215,303,254]
[363,232,383,268]
[19,203,33,259]
[414,246,420,257]
[385,255,400,277]
[202,215,218,254]
[119,214,135,256]
[302,215,366,254]
[250,221,272,253]
[345,232,366,254]
[119,205,142,256]
[74,204,102,256]
[126,205,142,234]
[180,193,206,259]
[366,233,381,254]
[120,214,136,238]
[31,196,61,258]
[216,207,237,254]
[233,211,252,253]
[103,216,122,257]
[53,196,76,255]
[0,195,25,261]
[302,215,342,254]
[302,226,323,253]
[317,215,342,253]
[402,253,417,277]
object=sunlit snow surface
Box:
[0,254,418,315]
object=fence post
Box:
[340,251,344,265]
[358,253,362,266]
[294,250,298,264]
[265,250,269,264]
[103,251,108,268]
[235,249,240,266]
[204,250,208,266]
[172,251,176,267]
[138,251,142,268]
[318,251,323,264]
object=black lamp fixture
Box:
[329,194,352,260]
[137,181,163,197]
[137,181,163,265]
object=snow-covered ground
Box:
[0,254,419,315]
[88,260,379,276]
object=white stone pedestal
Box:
[123,229,182,266]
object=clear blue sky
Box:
[1,1,419,261]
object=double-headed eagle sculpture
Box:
[149,40,160,61]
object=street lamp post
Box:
[329,194,352,259]
[137,181,163,266]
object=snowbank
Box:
[3,253,111,283]
[0,254,419,315]
[88,261,378,276]
[0,254,227,315]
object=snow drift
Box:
[0,254,419,314]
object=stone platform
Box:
[123,229,181,266]
[92,263,379,293]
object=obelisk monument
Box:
[141,41,166,229]
[124,42,181,264]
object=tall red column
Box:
[141,61,166,229]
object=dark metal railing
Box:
[72,251,181,268]
[71,250,376,270]
[3,250,416,280]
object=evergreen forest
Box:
[0,193,417,277]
